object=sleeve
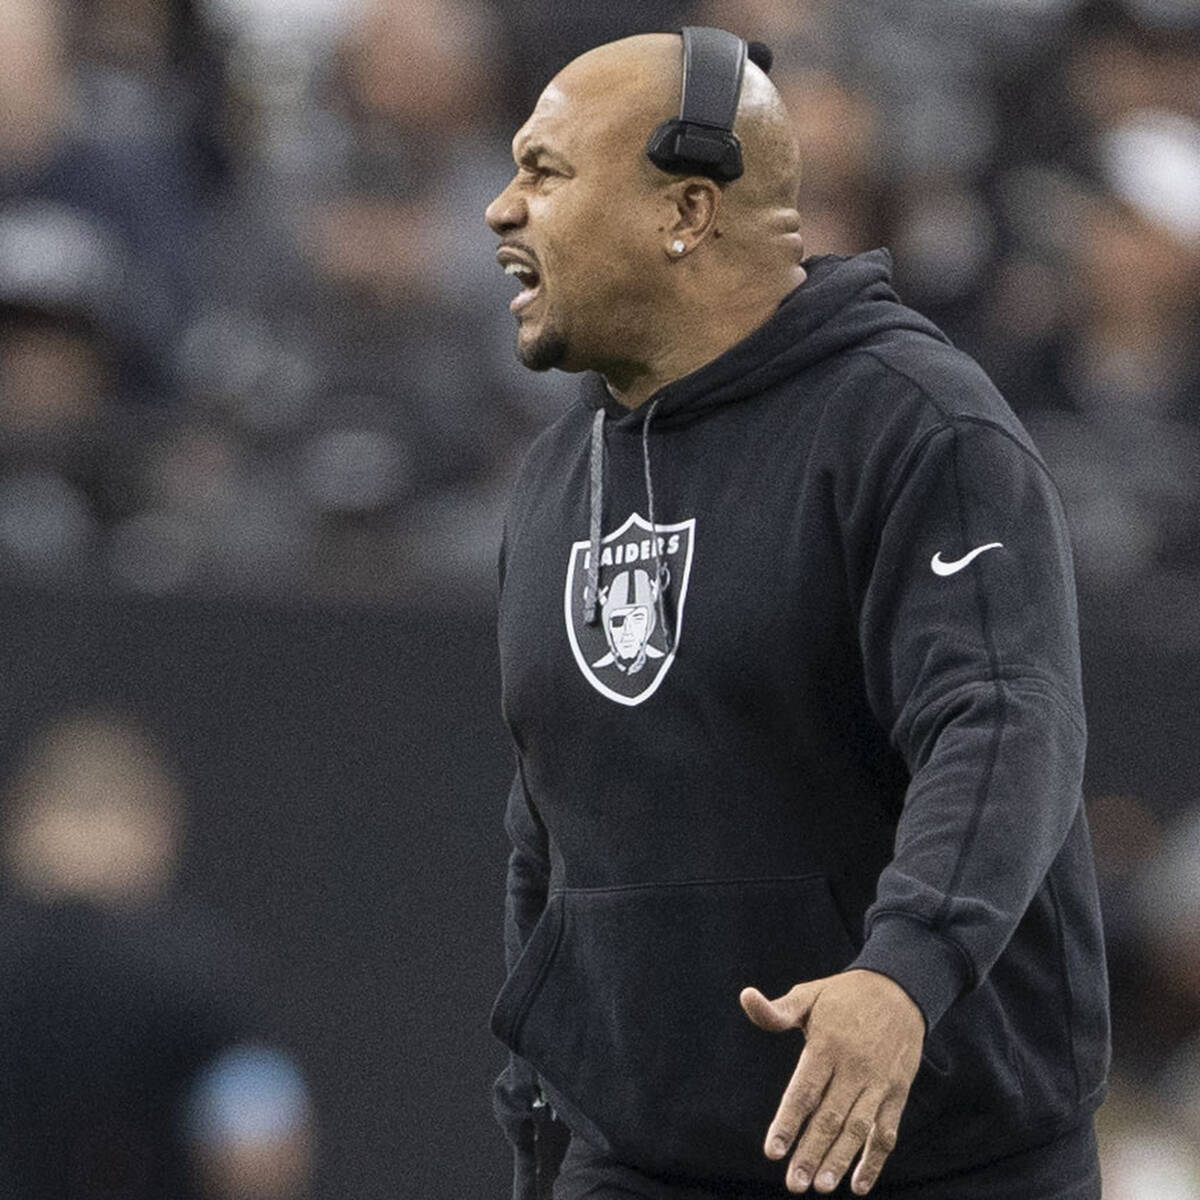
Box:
[847,418,1087,1032]
[494,764,569,1199]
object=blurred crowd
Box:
[1,0,1199,1194]
[1,0,1198,609]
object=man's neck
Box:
[604,265,806,410]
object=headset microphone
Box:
[645,27,774,184]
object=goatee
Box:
[517,327,568,372]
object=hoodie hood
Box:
[582,249,950,428]
[578,249,950,642]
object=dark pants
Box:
[552,1119,1101,1200]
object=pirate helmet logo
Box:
[564,512,695,706]
[593,566,667,676]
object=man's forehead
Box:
[512,83,572,157]
[512,44,679,160]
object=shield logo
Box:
[563,512,696,706]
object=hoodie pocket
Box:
[491,874,860,1184]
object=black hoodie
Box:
[492,251,1109,1193]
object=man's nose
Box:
[485,180,526,234]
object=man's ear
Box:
[661,179,722,256]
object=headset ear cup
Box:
[646,119,744,182]
[646,119,684,174]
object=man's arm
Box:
[495,765,567,1200]
[744,418,1088,1195]
[852,419,1086,1020]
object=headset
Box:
[645,27,774,184]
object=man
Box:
[485,30,1108,1200]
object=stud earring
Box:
[671,239,686,255]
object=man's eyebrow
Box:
[513,140,570,168]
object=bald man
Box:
[486,30,1107,1200]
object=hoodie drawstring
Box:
[584,408,606,626]
[583,397,674,655]
[641,398,673,652]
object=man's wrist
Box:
[850,913,972,1030]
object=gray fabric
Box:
[584,408,606,626]
[640,397,672,652]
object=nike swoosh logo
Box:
[931,542,1003,576]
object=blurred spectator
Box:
[700,2,884,256]
[985,34,1200,614]
[1065,0,1200,127]
[169,0,575,601]
[68,0,237,189]
[0,200,151,581]
[1097,1079,1200,1199]
[0,710,314,1200]
[0,0,234,386]
[1134,806,1200,1069]
[1087,802,1200,1195]
[0,0,70,177]
[499,0,702,123]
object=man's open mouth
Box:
[497,248,542,313]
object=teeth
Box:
[503,262,538,286]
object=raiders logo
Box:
[563,512,695,706]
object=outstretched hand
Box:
[740,969,925,1195]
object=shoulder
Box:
[846,327,1027,440]
[815,327,1041,472]
[808,330,1058,534]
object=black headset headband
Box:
[645,27,773,183]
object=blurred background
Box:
[0,0,1197,1196]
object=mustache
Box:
[498,239,540,264]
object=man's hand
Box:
[740,969,925,1196]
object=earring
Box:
[671,239,686,255]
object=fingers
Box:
[740,983,817,1033]
[806,1089,882,1194]
[781,1079,865,1193]
[748,971,923,1193]
[763,1042,831,1162]
[780,1086,906,1196]
[848,1095,904,1196]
